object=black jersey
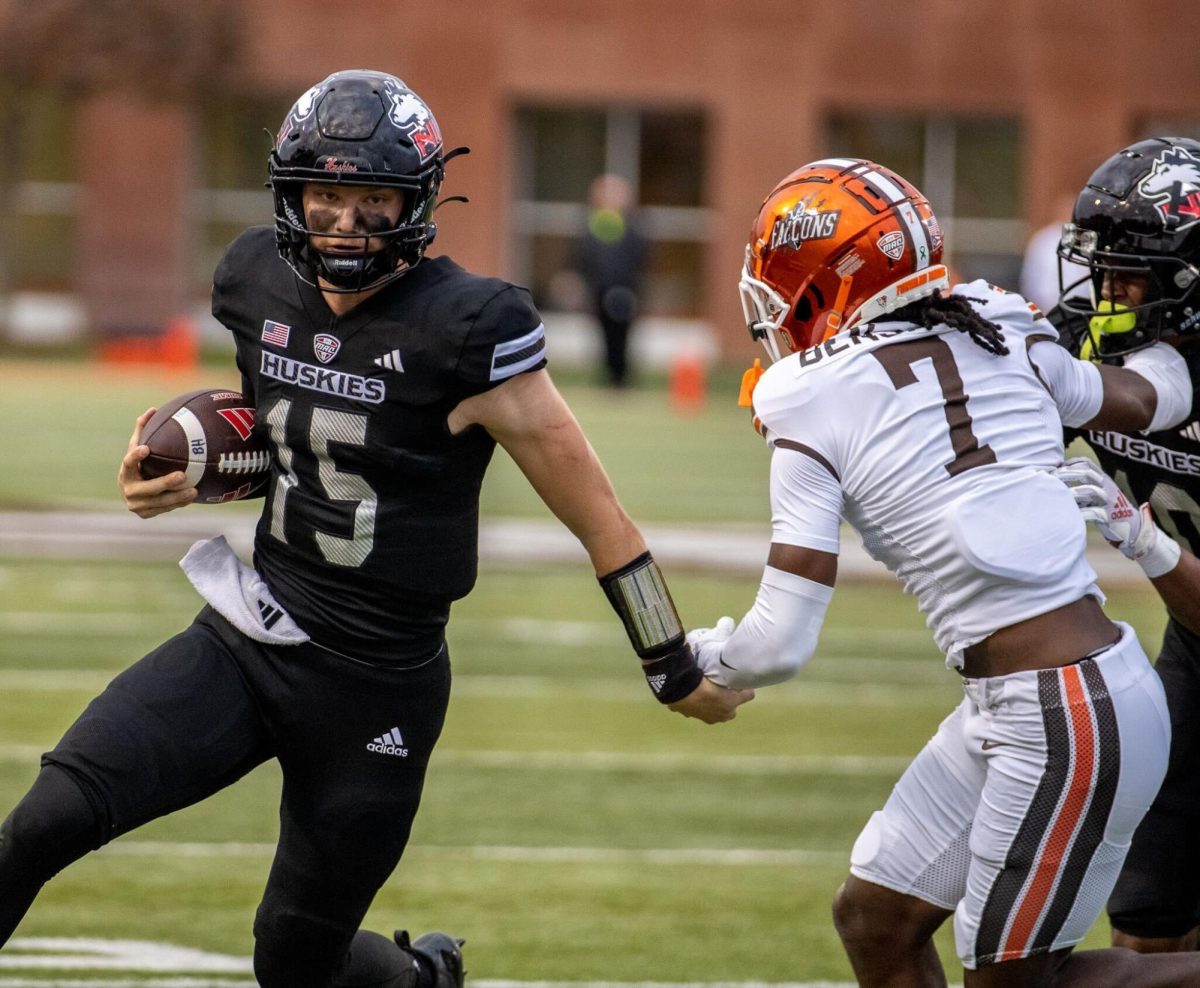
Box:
[212,228,547,663]
[1051,303,1200,552]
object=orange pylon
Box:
[669,353,706,414]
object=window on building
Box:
[195,96,288,288]
[512,105,710,318]
[827,113,1023,289]
[1,84,77,291]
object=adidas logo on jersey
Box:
[367,726,408,757]
[1180,422,1200,443]
[373,349,405,372]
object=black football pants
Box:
[1108,617,1200,939]
[0,606,450,986]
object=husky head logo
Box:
[294,84,323,121]
[1137,146,1200,232]
[276,83,324,148]
[383,82,442,163]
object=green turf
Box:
[0,554,1172,980]
[0,356,1176,979]
[0,358,769,522]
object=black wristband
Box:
[599,551,685,659]
[643,640,704,704]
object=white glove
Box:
[1055,457,1140,543]
[1054,457,1181,577]
[686,616,736,680]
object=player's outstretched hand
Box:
[118,408,197,518]
[668,676,754,724]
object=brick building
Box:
[4,0,1200,360]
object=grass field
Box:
[0,356,1173,983]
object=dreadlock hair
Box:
[892,290,1009,356]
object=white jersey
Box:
[752,281,1102,667]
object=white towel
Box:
[180,535,309,645]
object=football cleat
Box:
[395,930,466,988]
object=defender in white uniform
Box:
[692,158,1200,987]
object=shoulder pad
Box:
[752,354,825,437]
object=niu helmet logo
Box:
[383,82,442,162]
[1138,146,1200,232]
[277,83,323,147]
[294,83,323,120]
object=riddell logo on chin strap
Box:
[367,726,408,757]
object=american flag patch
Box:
[262,320,291,347]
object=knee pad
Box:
[0,764,103,881]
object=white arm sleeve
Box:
[694,443,841,690]
[1027,340,1103,428]
[1123,343,1193,432]
[710,566,834,690]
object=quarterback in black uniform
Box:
[1053,137,1200,954]
[0,71,752,986]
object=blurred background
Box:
[2,0,1200,371]
[0,1,1197,981]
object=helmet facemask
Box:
[1057,137,1200,358]
[1058,222,1200,358]
[739,250,796,363]
[271,174,441,293]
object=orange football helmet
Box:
[740,157,948,362]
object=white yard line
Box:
[0,666,951,708]
[0,612,941,668]
[0,982,255,987]
[0,742,908,775]
[476,983,884,988]
[6,938,846,985]
[0,938,249,972]
[433,749,910,775]
[0,939,965,987]
[95,842,846,868]
[0,982,878,988]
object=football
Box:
[139,388,271,504]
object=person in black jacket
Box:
[576,173,647,388]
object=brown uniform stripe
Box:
[974,669,1074,964]
[1030,658,1119,954]
[773,438,840,482]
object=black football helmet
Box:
[269,69,464,292]
[1057,136,1200,357]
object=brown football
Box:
[139,388,270,503]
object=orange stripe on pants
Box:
[1000,665,1096,959]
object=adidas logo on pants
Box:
[367,727,408,757]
